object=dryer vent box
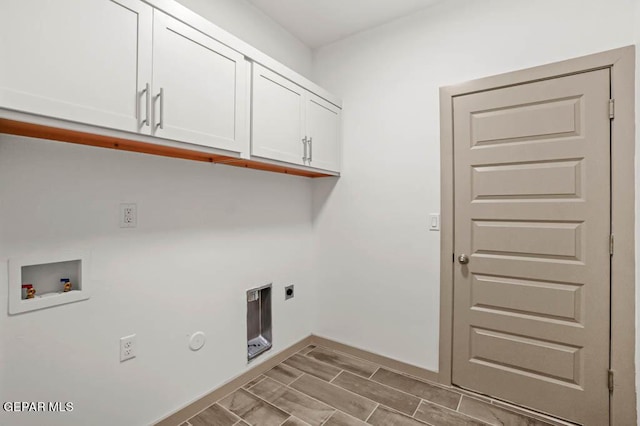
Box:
[247,284,272,361]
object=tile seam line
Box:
[329,368,345,383]
[422,397,472,417]
[185,402,241,425]
[415,399,492,426]
[304,347,380,377]
[489,398,575,425]
[278,415,293,426]
[247,375,341,425]
[313,344,449,393]
[244,380,330,424]
[289,373,381,420]
[364,403,380,423]
[328,409,372,426]
[318,408,338,426]
[227,388,290,422]
[245,375,268,390]
[283,356,342,382]
[371,367,461,400]
[369,366,382,380]
[265,364,306,386]
[375,365,453,392]
[457,396,517,426]
[333,370,423,409]
[376,404,434,426]
[213,375,275,412]
[411,399,421,418]
[280,374,353,415]
[455,394,463,411]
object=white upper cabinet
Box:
[305,94,341,172]
[0,0,153,134]
[0,1,248,153]
[251,64,341,173]
[152,11,247,153]
[1,0,340,175]
[251,64,306,166]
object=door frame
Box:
[438,45,636,424]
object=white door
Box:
[0,0,153,134]
[152,11,248,153]
[251,64,306,166]
[452,69,611,425]
[306,94,341,172]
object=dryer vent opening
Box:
[247,284,272,360]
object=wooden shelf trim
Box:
[0,119,331,178]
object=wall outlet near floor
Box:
[120,334,137,362]
[119,203,137,228]
[285,285,294,300]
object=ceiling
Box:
[246,0,442,49]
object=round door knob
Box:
[458,254,469,264]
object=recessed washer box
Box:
[8,250,90,315]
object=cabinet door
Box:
[306,94,341,172]
[251,64,306,166]
[0,0,153,133]
[152,11,247,154]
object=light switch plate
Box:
[429,214,440,231]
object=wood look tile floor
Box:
[181,345,562,426]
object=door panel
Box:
[472,220,583,260]
[306,94,341,172]
[251,64,306,166]
[472,160,582,199]
[471,275,582,322]
[0,0,152,133]
[452,69,611,425]
[470,97,581,146]
[469,326,582,384]
[152,11,247,153]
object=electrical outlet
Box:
[119,203,137,228]
[120,334,137,362]
[285,285,294,300]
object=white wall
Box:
[0,137,315,426]
[0,2,315,424]
[175,0,312,77]
[312,0,637,373]
[1,1,638,425]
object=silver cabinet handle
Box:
[302,137,308,163]
[156,88,164,130]
[458,254,469,264]
[308,137,313,164]
[141,83,150,127]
